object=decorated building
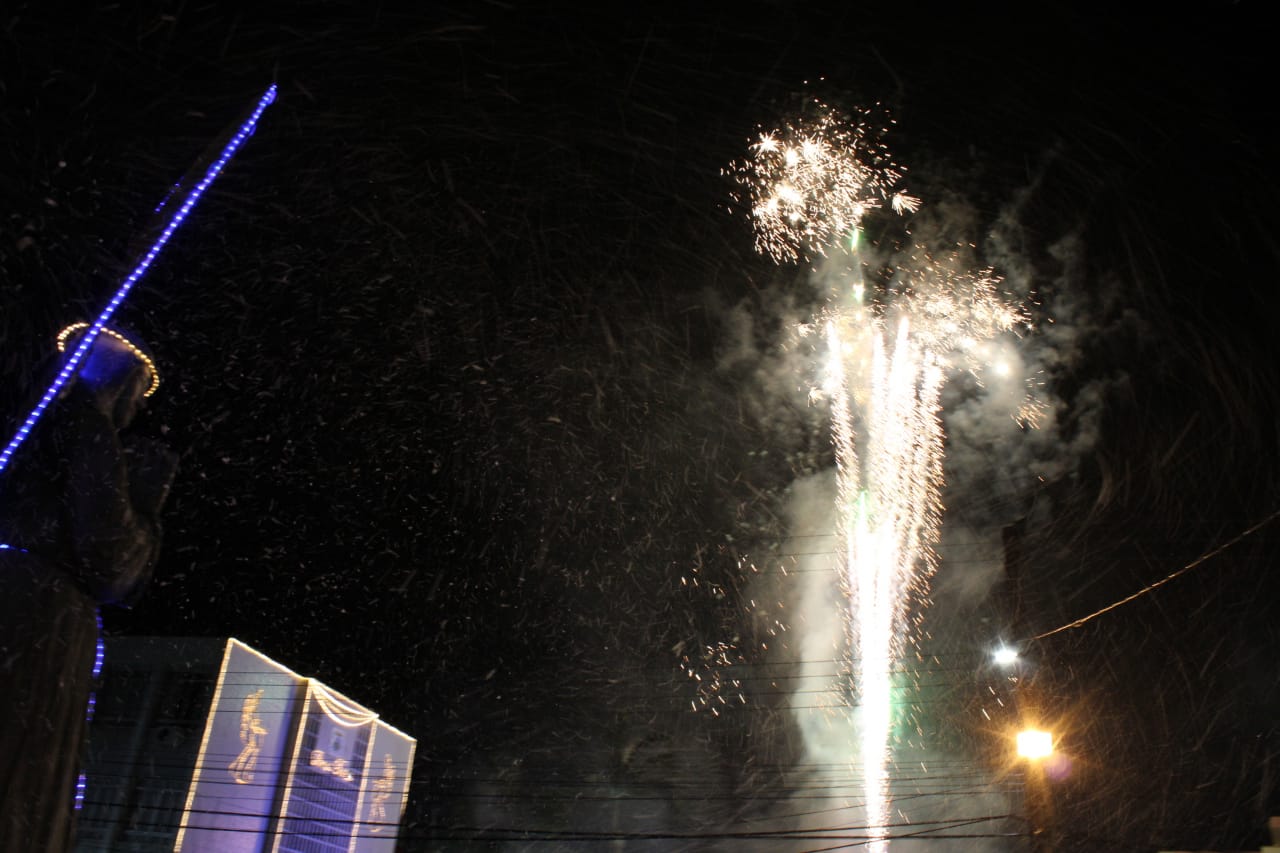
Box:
[74,637,415,852]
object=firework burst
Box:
[726,101,919,263]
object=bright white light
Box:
[993,646,1019,666]
[1017,729,1053,760]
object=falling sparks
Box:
[726,101,918,263]
[680,641,747,715]
[680,558,785,715]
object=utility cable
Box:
[1031,506,1280,640]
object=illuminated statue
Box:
[0,325,177,852]
[229,689,268,784]
[367,753,396,833]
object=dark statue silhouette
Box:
[0,327,177,852]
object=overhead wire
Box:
[1030,506,1280,639]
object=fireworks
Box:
[727,99,1033,851]
[726,101,919,263]
[823,270,949,850]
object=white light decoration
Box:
[311,680,380,727]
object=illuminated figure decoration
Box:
[229,689,268,784]
[367,753,396,833]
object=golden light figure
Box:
[228,689,267,784]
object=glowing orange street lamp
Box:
[1017,728,1056,853]
[1017,728,1053,760]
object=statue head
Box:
[57,322,160,428]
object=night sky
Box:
[3,3,1280,850]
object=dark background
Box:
[3,2,1279,849]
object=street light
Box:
[993,646,1020,667]
[1017,728,1053,760]
[1016,728,1056,853]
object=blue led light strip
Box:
[0,83,278,479]
[74,610,106,812]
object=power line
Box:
[76,806,1028,844]
[1031,506,1280,639]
